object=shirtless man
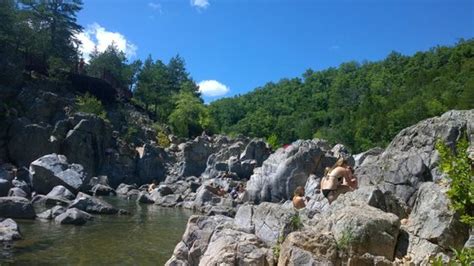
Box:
[292,186,308,209]
[320,158,358,204]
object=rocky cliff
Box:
[0,83,472,264]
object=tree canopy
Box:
[209,39,474,153]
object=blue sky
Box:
[77,0,474,102]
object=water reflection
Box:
[0,197,193,265]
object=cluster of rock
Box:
[1,85,472,264]
[165,110,473,265]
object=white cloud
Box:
[148,2,163,13]
[75,23,137,62]
[329,45,340,50]
[191,0,209,9]
[198,80,230,97]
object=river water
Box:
[0,197,193,265]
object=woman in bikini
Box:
[320,158,358,204]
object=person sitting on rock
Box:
[320,157,358,204]
[292,186,308,209]
[148,180,158,193]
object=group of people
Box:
[292,157,358,209]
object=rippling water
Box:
[0,197,193,265]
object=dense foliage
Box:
[436,136,474,226]
[0,0,83,83]
[0,0,208,139]
[210,40,474,152]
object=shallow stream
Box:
[0,197,193,265]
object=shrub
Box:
[272,235,285,261]
[289,214,303,231]
[436,135,474,226]
[336,227,354,254]
[75,92,107,120]
[266,133,279,151]
[452,247,474,265]
[152,123,171,148]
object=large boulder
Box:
[0,196,36,219]
[116,183,137,195]
[405,182,469,250]
[356,110,474,206]
[199,228,273,265]
[137,191,154,204]
[202,138,271,180]
[55,207,93,225]
[46,185,76,200]
[37,206,67,220]
[278,230,339,265]
[234,202,298,246]
[7,119,59,167]
[136,144,166,185]
[68,192,119,214]
[0,218,22,241]
[165,215,233,265]
[62,113,113,178]
[313,199,400,260]
[336,186,410,219]
[246,140,337,203]
[177,136,215,177]
[29,154,87,194]
[90,184,115,196]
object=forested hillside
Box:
[210,40,474,152]
[0,0,211,140]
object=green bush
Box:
[336,227,354,254]
[452,247,474,265]
[289,214,303,231]
[75,92,107,120]
[266,133,279,151]
[152,123,171,148]
[436,136,474,226]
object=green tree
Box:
[168,91,214,137]
[436,136,474,226]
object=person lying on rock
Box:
[292,186,309,209]
[320,157,358,204]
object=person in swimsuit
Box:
[320,158,358,204]
[292,186,308,209]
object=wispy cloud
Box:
[329,45,340,50]
[198,80,229,97]
[148,2,163,13]
[75,23,137,62]
[191,0,210,10]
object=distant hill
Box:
[209,39,474,152]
